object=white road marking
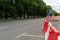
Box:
[16,32,44,38]
[16,32,27,38]
[0,26,8,29]
[24,35,44,38]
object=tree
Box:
[0,0,54,19]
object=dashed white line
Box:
[0,26,8,29]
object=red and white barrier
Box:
[54,16,60,21]
[42,19,60,40]
[45,16,60,21]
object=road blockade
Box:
[42,19,60,40]
[45,16,60,21]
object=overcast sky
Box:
[43,0,60,13]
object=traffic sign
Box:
[47,9,53,16]
[49,9,53,14]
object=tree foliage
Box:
[0,0,52,19]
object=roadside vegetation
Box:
[0,0,58,20]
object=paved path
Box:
[0,18,44,40]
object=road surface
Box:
[0,18,60,40]
[51,21,60,31]
[0,18,44,40]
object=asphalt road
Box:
[0,18,44,40]
[51,21,60,31]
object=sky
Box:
[43,0,60,13]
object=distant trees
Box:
[46,5,59,16]
[0,0,54,19]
